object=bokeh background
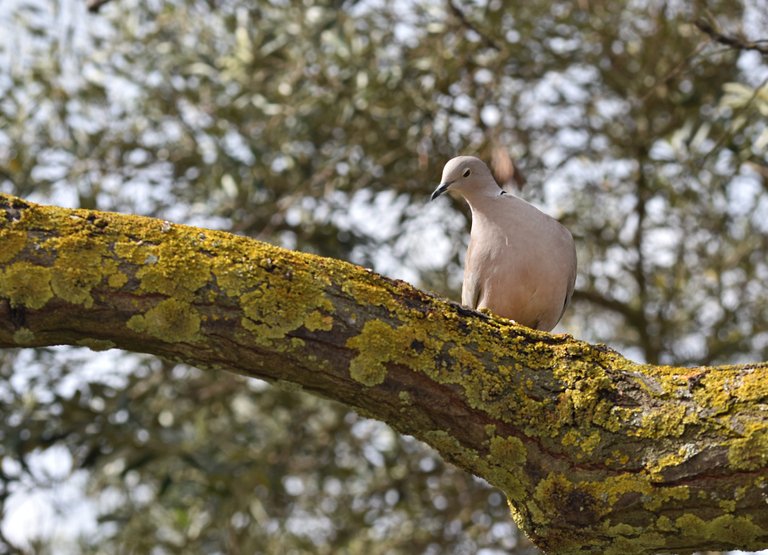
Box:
[1,0,767,552]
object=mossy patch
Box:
[421,429,482,472]
[211,251,334,344]
[12,327,36,345]
[555,367,612,407]
[49,235,106,307]
[674,513,762,546]
[642,484,689,511]
[0,230,27,263]
[108,271,129,289]
[76,338,117,351]
[341,277,396,309]
[561,429,602,457]
[398,390,412,405]
[274,379,303,392]
[601,532,667,555]
[634,404,693,438]
[134,241,211,300]
[239,284,332,343]
[127,298,201,342]
[728,422,768,470]
[647,448,692,479]
[345,316,447,388]
[489,435,527,466]
[0,263,53,309]
[347,320,396,386]
[303,309,334,332]
[531,471,660,531]
[733,367,768,402]
[692,369,735,414]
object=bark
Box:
[1,193,767,555]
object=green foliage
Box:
[0,0,766,552]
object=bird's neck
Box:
[463,188,512,214]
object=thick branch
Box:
[1,194,767,555]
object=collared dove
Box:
[431,156,576,331]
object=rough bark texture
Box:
[1,193,767,554]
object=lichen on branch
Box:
[1,193,767,555]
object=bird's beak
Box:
[430,181,452,201]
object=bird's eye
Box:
[462,168,471,177]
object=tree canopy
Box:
[0,0,766,553]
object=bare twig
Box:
[446,0,501,51]
[87,0,114,13]
[694,18,768,56]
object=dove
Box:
[431,156,576,331]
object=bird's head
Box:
[430,156,498,201]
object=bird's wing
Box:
[462,239,482,309]
[556,234,578,323]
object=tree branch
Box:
[86,0,114,13]
[571,288,643,323]
[694,17,768,56]
[445,0,501,51]
[1,193,768,554]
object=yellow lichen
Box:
[422,430,470,458]
[648,449,689,478]
[127,298,201,342]
[108,271,128,289]
[12,327,36,345]
[0,230,26,263]
[210,251,334,344]
[528,472,655,530]
[601,532,667,555]
[728,422,768,470]
[692,370,734,414]
[135,241,211,300]
[633,404,693,439]
[489,435,527,466]
[347,320,396,386]
[655,515,675,532]
[75,338,117,351]
[642,484,689,511]
[345,315,448,388]
[530,473,609,532]
[303,310,334,332]
[49,235,105,307]
[733,367,768,402]
[552,359,615,432]
[341,278,396,310]
[602,522,641,541]
[561,429,602,457]
[608,449,630,466]
[239,285,331,342]
[274,379,303,392]
[0,263,53,309]
[600,473,652,508]
[599,406,637,433]
[113,240,147,264]
[398,390,412,405]
[674,513,762,545]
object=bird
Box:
[431,155,576,331]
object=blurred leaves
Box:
[0,0,767,552]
